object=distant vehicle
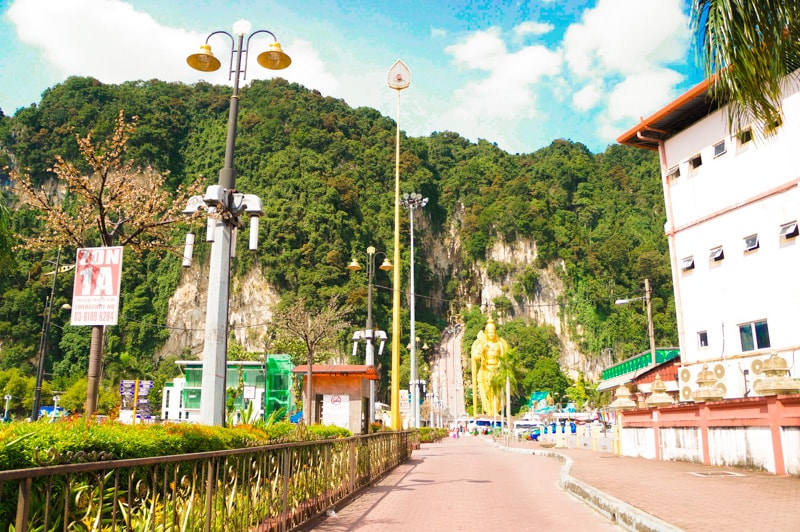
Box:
[513,420,542,438]
[468,418,505,433]
[38,406,67,422]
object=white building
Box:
[617,76,800,401]
[161,358,293,424]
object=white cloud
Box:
[6,0,340,93]
[438,27,563,152]
[557,0,691,146]
[573,82,603,110]
[563,0,689,78]
[513,21,554,37]
[445,28,509,71]
[446,29,561,118]
[279,39,340,95]
[431,27,447,39]
[588,67,684,147]
[606,69,683,122]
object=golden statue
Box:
[470,316,508,416]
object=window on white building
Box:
[713,140,726,157]
[709,246,724,262]
[739,320,770,352]
[764,116,782,135]
[737,128,753,146]
[689,154,703,170]
[779,221,798,239]
[681,256,695,271]
[698,331,709,348]
[744,234,759,252]
[667,166,680,181]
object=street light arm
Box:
[615,279,657,366]
[615,296,645,305]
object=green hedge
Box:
[0,419,353,470]
[416,427,449,443]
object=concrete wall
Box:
[621,428,656,460]
[783,427,800,476]
[707,426,774,471]
[619,394,800,475]
[659,427,702,463]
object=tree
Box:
[9,110,201,418]
[490,347,522,439]
[0,204,15,271]
[691,2,800,134]
[524,357,570,401]
[272,296,351,425]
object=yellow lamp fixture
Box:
[257,42,292,70]
[187,44,221,72]
[347,256,393,272]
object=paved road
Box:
[431,323,465,424]
[309,435,620,531]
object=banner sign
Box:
[322,394,350,430]
[71,246,123,326]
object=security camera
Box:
[203,185,225,208]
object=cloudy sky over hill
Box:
[0,0,704,154]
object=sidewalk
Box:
[310,434,800,531]
[308,435,620,531]
[504,437,800,531]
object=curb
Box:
[491,441,682,532]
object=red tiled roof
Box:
[292,364,378,380]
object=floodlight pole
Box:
[401,192,427,427]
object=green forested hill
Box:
[0,75,675,414]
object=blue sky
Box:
[0,0,704,154]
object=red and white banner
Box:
[71,246,124,326]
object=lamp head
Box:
[187,44,221,72]
[379,258,393,271]
[347,258,362,272]
[257,42,291,70]
[614,299,628,305]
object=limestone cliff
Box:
[161,227,596,379]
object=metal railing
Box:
[0,431,411,531]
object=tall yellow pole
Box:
[387,60,410,430]
[390,86,402,429]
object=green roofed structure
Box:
[597,348,680,392]
[161,356,294,424]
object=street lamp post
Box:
[387,60,411,430]
[401,192,427,428]
[3,395,11,422]
[615,278,656,366]
[31,249,63,421]
[427,391,434,427]
[184,19,290,426]
[348,247,392,423]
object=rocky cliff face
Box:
[161,230,595,379]
[475,238,589,380]
[157,264,280,359]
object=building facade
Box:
[161,356,293,424]
[618,76,800,401]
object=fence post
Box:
[15,477,32,532]
[204,458,215,532]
